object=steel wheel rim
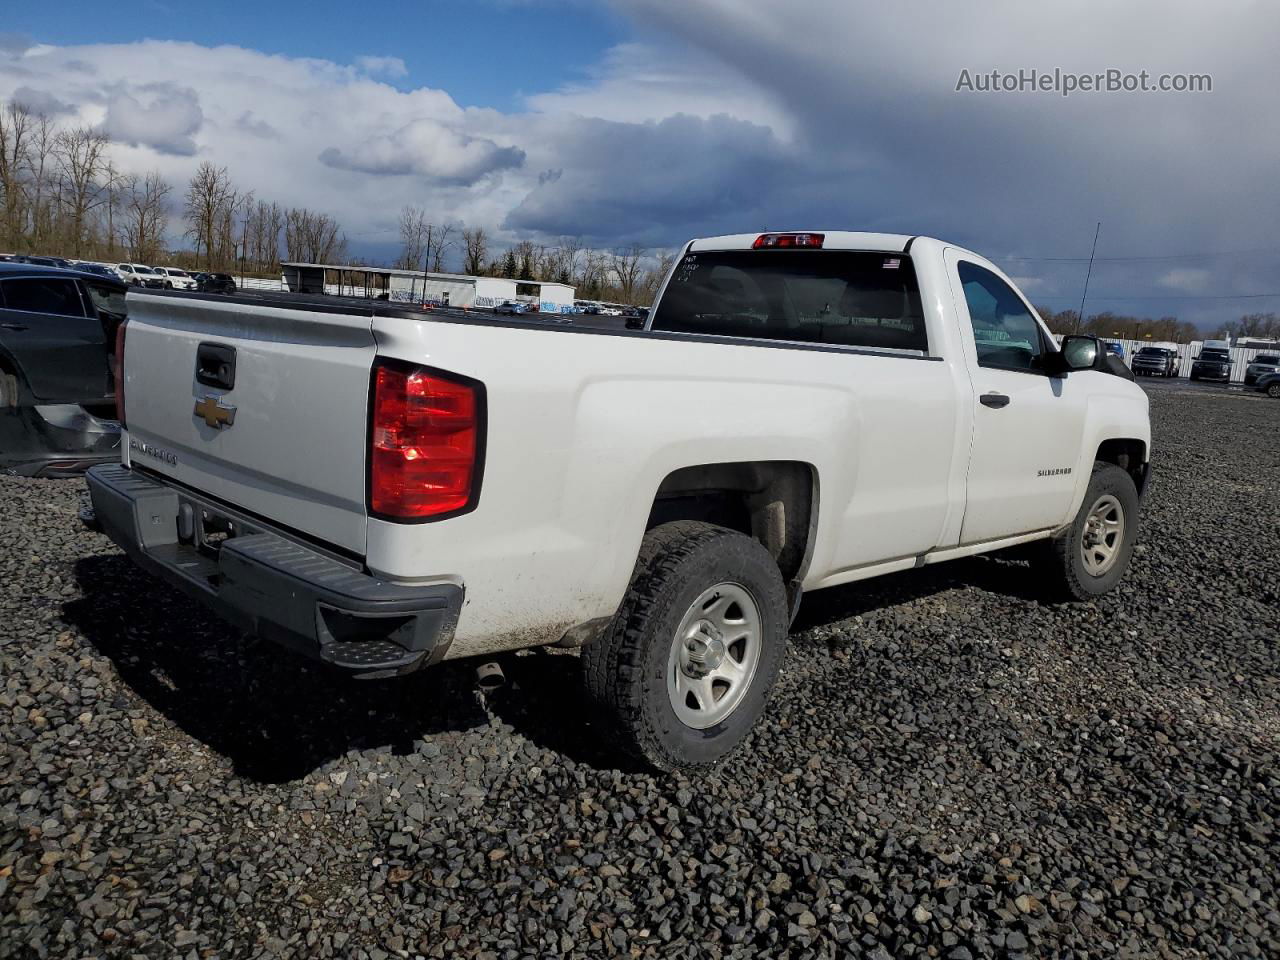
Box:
[667,582,762,730]
[1080,494,1125,577]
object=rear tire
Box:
[1033,463,1140,601]
[582,521,788,772]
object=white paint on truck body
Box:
[118,233,1150,660]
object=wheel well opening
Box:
[646,461,816,588]
[1096,438,1148,495]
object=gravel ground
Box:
[2,382,1278,959]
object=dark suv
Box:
[0,263,125,475]
[1190,348,1232,382]
[1243,353,1280,386]
[1131,346,1179,377]
[194,272,237,294]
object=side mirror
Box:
[1044,335,1101,376]
[1062,335,1100,369]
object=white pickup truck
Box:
[86,231,1150,770]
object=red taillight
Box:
[369,362,482,520]
[753,232,825,249]
[113,321,127,427]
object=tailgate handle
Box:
[196,342,237,390]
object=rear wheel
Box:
[1033,463,1140,601]
[583,521,788,772]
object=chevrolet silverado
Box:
[85,232,1151,770]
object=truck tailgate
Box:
[121,293,376,555]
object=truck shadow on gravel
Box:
[64,555,631,782]
[64,550,1047,783]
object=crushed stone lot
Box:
[2,382,1278,960]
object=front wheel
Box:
[582,521,788,772]
[1267,382,1280,399]
[1033,463,1140,601]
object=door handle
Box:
[979,392,1011,409]
[0,323,28,331]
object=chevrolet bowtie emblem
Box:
[194,394,237,429]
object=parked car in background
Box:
[73,263,123,281]
[1190,347,1232,382]
[1131,346,1179,377]
[1103,341,1126,360]
[117,264,165,288]
[15,255,74,269]
[0,263,125,475]
[193,272,237,294]
[152,267,197,290]
[1255,372,1280,398]
[494,300,532,315]
[1243,353,1280,386]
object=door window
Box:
[957,262,1046,372]
[84,283,127,318]
[1,277,88,318]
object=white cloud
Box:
[319,118,525,183]
[1158,268,1210,292]
[101,82,203,156]
[526,42,795,139]
[355,55,408,78]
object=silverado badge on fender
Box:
[194,394,237,429]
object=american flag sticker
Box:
[883,258,901,269]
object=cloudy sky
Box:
[2,0,1278,326]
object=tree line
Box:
[1035,306,1201,343]
[396,205,675,304]
[0,99,345,273]
[1036,306,1280,344]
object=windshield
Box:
[1137,348,1165,356]
[1255,355,1279,364]
[168,269,188,277]
[1200,350,1229,361]
[651,250,927,352]
[135,266,154,274]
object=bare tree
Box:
[54,126,110,256]
[396,205,429,270]
[639,250,676,303]
[428,223,455,272]
[556,236,584,285]
[511,240,536,280]
[122,171,171,263]
[462,226,488,275]
[0,101,31,250]
[184,162,236,268]
[244,199,284,274]
[285,207,346,263]
[610,244,645,303]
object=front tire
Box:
[1034,463,1140,601]
[583,521,788,772]
[1267,383,1280,399]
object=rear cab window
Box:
[649,250,928,353]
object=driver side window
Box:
[958,262,1047,373]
